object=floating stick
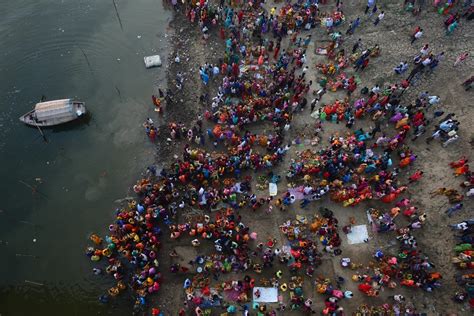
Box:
[79,47,94,75]
[112,0,124,31]
[16,254,38,258]
[24,280,44,286]
[115,86,122,101]
[18,180,48,199]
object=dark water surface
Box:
[0,1,171,314]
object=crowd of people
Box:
[86,0,473,314]
[447,155,474,307]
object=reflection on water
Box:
[0,0,171,314]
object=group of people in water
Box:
[86,0,473,314]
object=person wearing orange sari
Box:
[455,164,470,176]
[399,156,411,168]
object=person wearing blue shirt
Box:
[366,0,375,14]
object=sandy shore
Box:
[144,1,474,315]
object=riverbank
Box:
[150,6,226,313]
[91,1,473,315]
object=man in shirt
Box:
[352,38,362,53]
[421,55,433,67]
[374,11,385,25]
[450,221,472,230]
[394,61,409,74]
[411,28,423,44]
[365,0,376,14]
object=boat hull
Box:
[19,101,86,127]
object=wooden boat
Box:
[19,99,86,127]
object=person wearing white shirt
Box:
[371,85,381,94]
[374,11,385,25]
[411,29,423,44]
[420,44,429,56]
[428,95,440,105]
[421,57,432,66]
[450,222,469,230]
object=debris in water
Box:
[25,280,44,286]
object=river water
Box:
[0,1,171,314]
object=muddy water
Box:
[0,1,171,314]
